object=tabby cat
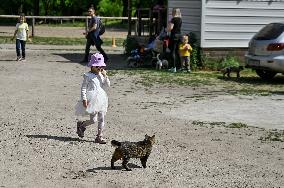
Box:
[221,66,244,78]
[111,134,155,171]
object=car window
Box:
[253,23,284,40]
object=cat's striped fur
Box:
[111,135,155,171]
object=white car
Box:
[245,22,284,79]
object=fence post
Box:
[32,17,35,37]
[127,0,131,36]
[85,17,88,32]
[137,9,141,36]
[149,9,153,36]
[135,20,138,35]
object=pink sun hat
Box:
[87,53,106,67]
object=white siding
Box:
[168,0,202,41]
[201,0,284,48]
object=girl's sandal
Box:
[95,136,106,144]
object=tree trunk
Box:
[122,0,128,17]
[34,0,39,15]
[122,0,128,24]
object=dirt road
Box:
[0,26,128,38]
[0,46,283,187]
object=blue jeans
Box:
[181,56,191,71]
[16,39,26,58]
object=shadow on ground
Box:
[0,59,16,62]
[218,75,284,85]
[26,134,94,143]
[86,163,142,172]
[51,52,130,70]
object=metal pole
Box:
[85,17,88,32]
[32,17,35,37]
[128,0,131,36]
[138,9,141,36]
[135,20,137,35]
[158,10,161,34]
[149,8,153,36]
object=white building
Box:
[167,0,284,48]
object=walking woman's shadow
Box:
[26,134,94,143]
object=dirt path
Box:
[0,26,128,38]
[0,48,283,187]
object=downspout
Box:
[201,0,206,48]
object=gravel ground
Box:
[0,44,283,188]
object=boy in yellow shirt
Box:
[179,35,193,72]
[12,14,30,61]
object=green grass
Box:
[192,121,226,127]
[117,69,219,87]
[225,123,248,128]
[192,121,248,128]
[0,36,125,46]
[36,21,85,27]
[260,130,284,142]
[109,68,284,96]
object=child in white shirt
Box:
[75,53,110,144]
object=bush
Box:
[202,55,241,71]
[191,46,203,70]
[188,32,203,70]
[219,56,240,69]
[187,32,242,71]
[202,57,220,71]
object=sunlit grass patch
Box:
[110,68,284,96]
[0,36,124,46]
[260,130,284,142]
[225,122,248,128]
[192,121,226,128]
[124,69,221,87]
[192,121,248,129]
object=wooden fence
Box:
[0,15,152,37]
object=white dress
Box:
[75,72,110,117]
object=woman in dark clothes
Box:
[167,8,182,72]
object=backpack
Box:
[98,18,105,35]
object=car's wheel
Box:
[255,69,277,79]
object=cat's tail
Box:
[111,140,121,147]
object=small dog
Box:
[155,54,168,70]
[221,66,244,78]
[111,135,155,171]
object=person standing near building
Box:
[81,7,108,63]
[167,8,182,72]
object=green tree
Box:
[0,0,157,16]
[98,0,123,16]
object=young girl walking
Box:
[12,13,30,61]
[75,53,110,144]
